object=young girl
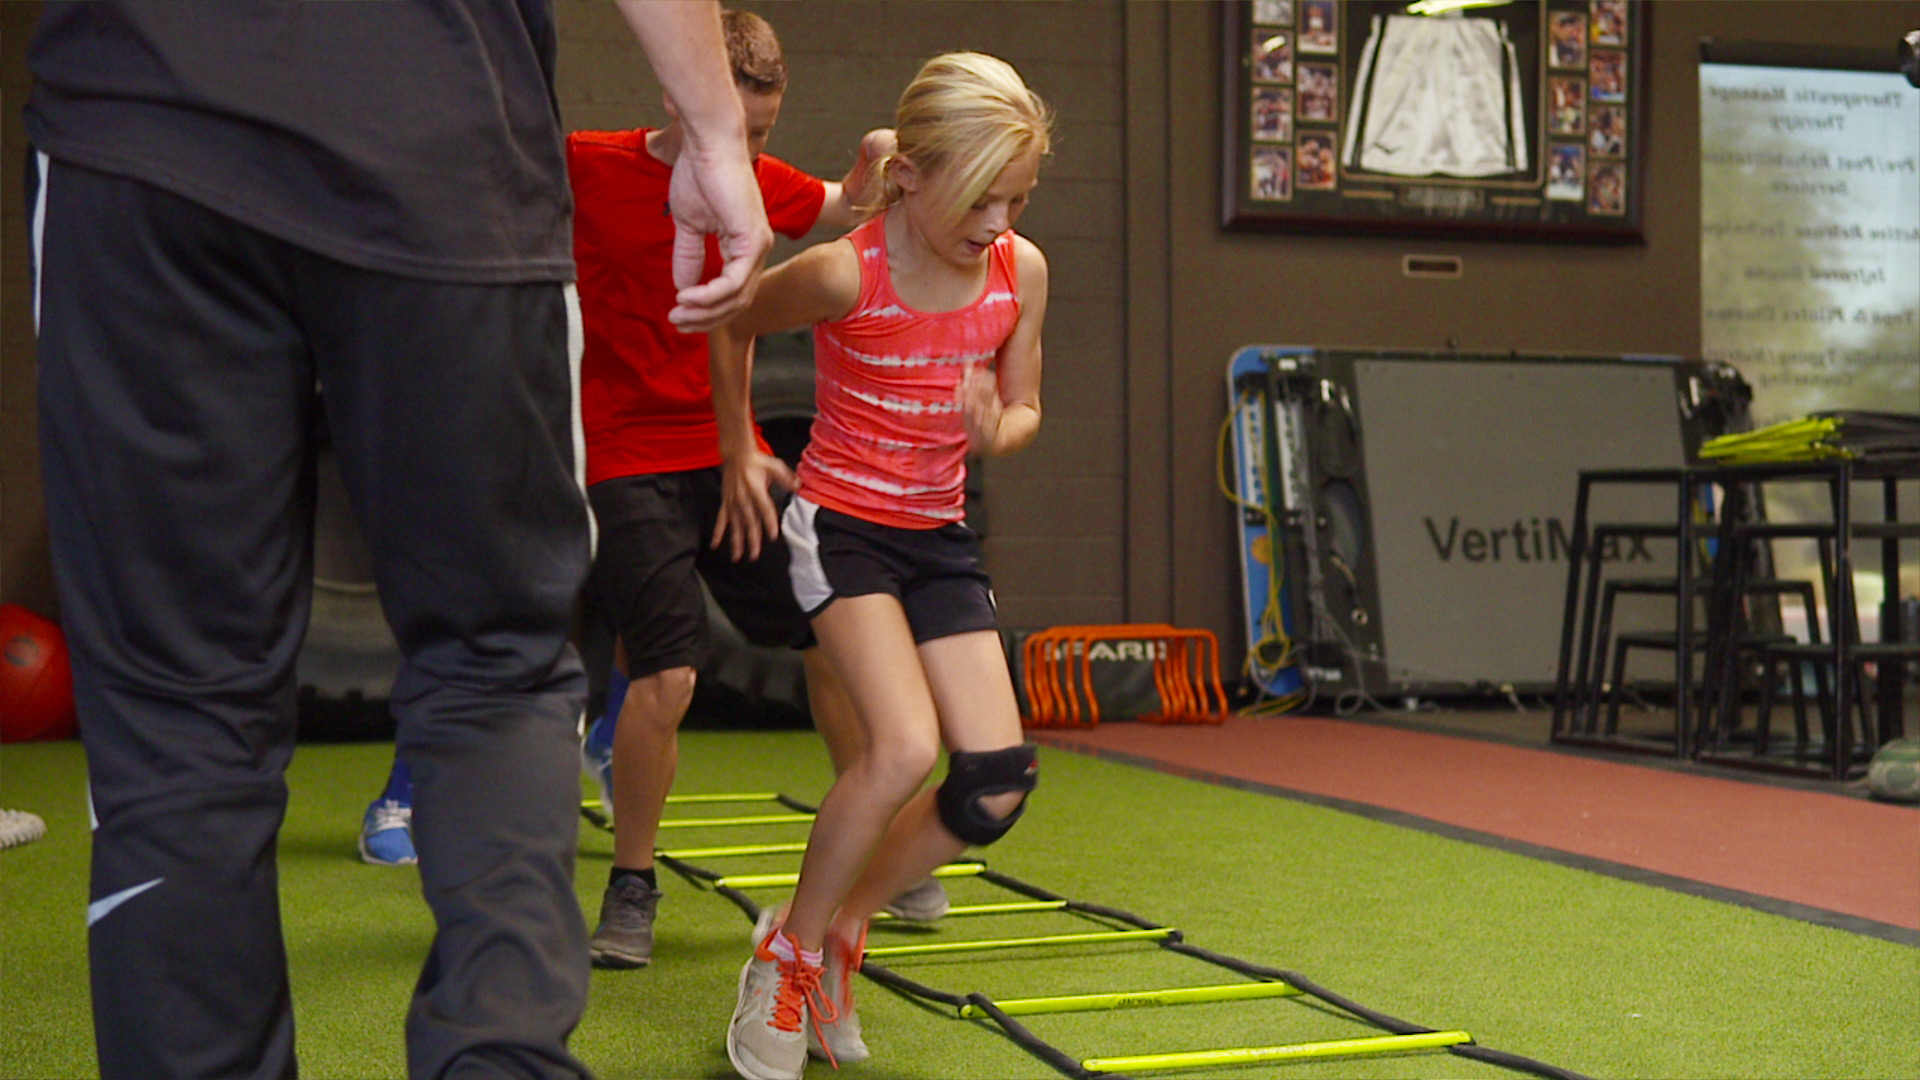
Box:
[711,52,1052,1080]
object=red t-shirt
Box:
[568,129,826,484]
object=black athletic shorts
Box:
[782,496,998,644]
[586,469,813,677]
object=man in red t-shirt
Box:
[567,11,940,970]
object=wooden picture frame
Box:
[1222,0,1650,242]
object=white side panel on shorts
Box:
[783,496,833,612]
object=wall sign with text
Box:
[1222,0,1649,242]
[1698,44,1920,431]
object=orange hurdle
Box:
[1020,624,1230,729]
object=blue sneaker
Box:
[582,718,615,825]
[359,798,417,866]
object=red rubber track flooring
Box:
[1032,714,1918,936]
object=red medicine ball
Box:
[0,604,78,743]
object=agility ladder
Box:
[586,792,1590,1080]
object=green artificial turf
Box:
[4,730,1917,1079]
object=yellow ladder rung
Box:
[865,927,1171,959]
[655,841,809,860]
[717,862,985,891]
[958,980,1299,1017]
[872,900,1066,921]
[1083,1030,1472,1073]
[657,813,814,829]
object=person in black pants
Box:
[24,3,771,1077]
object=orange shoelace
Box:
[772,952,840,1067]
[828,927,867,1014]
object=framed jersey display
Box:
[1222,0,1649,242]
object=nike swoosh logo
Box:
[87,878,163,927]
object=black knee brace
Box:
[935,743,1038,846]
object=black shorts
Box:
[586,469,813,677]
[782,496,998,644]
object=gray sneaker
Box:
[590,877,661,969]
[727,917,826,1080]
[808,926,870,1064]
[882,875,950,923]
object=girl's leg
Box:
[780,594,943,951]
[804,643,953,925]
[803,647,865,776]
[831,628,1027,938]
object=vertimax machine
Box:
[1226,347,1748,709]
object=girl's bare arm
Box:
[711,241,862,559]
[961,236,1048,457]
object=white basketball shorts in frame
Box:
[1344,14,1529,178]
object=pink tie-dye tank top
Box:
[797,212,1023,529]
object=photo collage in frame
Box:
[1230,0,1646,241]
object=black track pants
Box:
[31,154,594,1080]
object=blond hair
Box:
[722,10,786,94]
[863,52,1053,224]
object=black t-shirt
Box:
[26,0,573,284]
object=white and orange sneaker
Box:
[727,912,836,1080]
[808,924,870,1064]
